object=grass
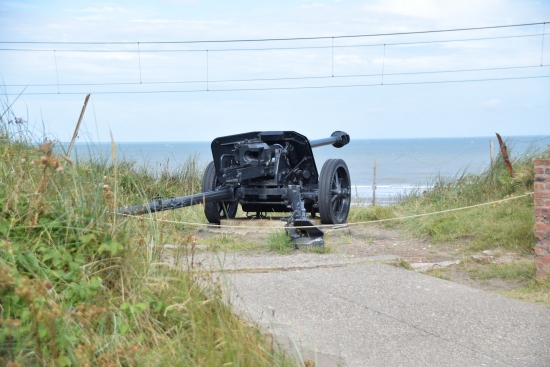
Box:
[396,150,542,254]
[346,141,550,306]
[466,258,536,282]
[392,258,413,270]
[266,231,332,254]
[349,144,548,255]
[267,231,295,253]
[496,280,550,307]
[0,115,297,366]
[199,233,262,252]
[347,204,397,224]
[2,106,547,366]
[424,268,452,281]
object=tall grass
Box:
[0,116,294,366]
[349,142,550,254]
[398,145,547,253]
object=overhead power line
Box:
[2,21,547,96]
[1,33,548,53]
[4,75,549,96]
[3,65,548,88]
[0,21,547,45]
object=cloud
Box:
[80,5,125,13]
[335,54,365,66]
[1,0,548,141]
[160,0,199,4]
[300,3,326,9]
[483,99,502,109]
[362,0,517,25]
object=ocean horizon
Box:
[66,135,549,202]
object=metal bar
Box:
[309,136,338,148]
[309,131,350,148]
[118,186,234,215]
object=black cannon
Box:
[119,131,351,246]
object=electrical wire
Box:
[4,75,549,95]
[0,21,546,45]
[3,65,549,88]
[3,21,547,95]
[1,32,548,53]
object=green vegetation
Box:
[351,145,549,254]
[391,258,413,271]
[349,142,550,305]
[267,231,331,254]
[2,104,548,366]
[0,118,295,366]
[496,280,550,306]
[200,233,262,252]
[467,258,535,281]
[267,231,295,253]
[397,152,539,253]
[347,204,397,223]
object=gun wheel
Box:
[202,161,238,224]
[318,159,351,224]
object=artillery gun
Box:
[119,131,351,247]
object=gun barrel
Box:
[309,131,350,149]
[118,186,234,215]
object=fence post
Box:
[66,94,90,158]
[496,133,514,177]
[534,159,550,279]
[372,156,377,206]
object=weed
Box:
[392,258,413,270]
[467,259,535,282]
[425,268,452,281]
[200,233,261,252]
[348,205,398,224]
[496,279,550,307]
[267,231,295,253]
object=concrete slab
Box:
[224,262,550,367]
[182,252,397,272]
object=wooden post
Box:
[66,94,90,158]
[490,139,494,169]
[372,156,377,206]
[496,132,514,177]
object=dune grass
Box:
[0,118,296,366]
[395,148,541,254]
[349,144,549,255]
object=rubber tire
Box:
[202,161,238,224]
[318,159,351,224]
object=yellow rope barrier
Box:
[117,192,533,231]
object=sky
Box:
[0,0,549,142]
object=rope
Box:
[117,192,534,231]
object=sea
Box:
[68,135,549,204]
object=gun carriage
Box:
[119,131,351,246]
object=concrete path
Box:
[219,256,550,367]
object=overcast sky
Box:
[0,0,549,142]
